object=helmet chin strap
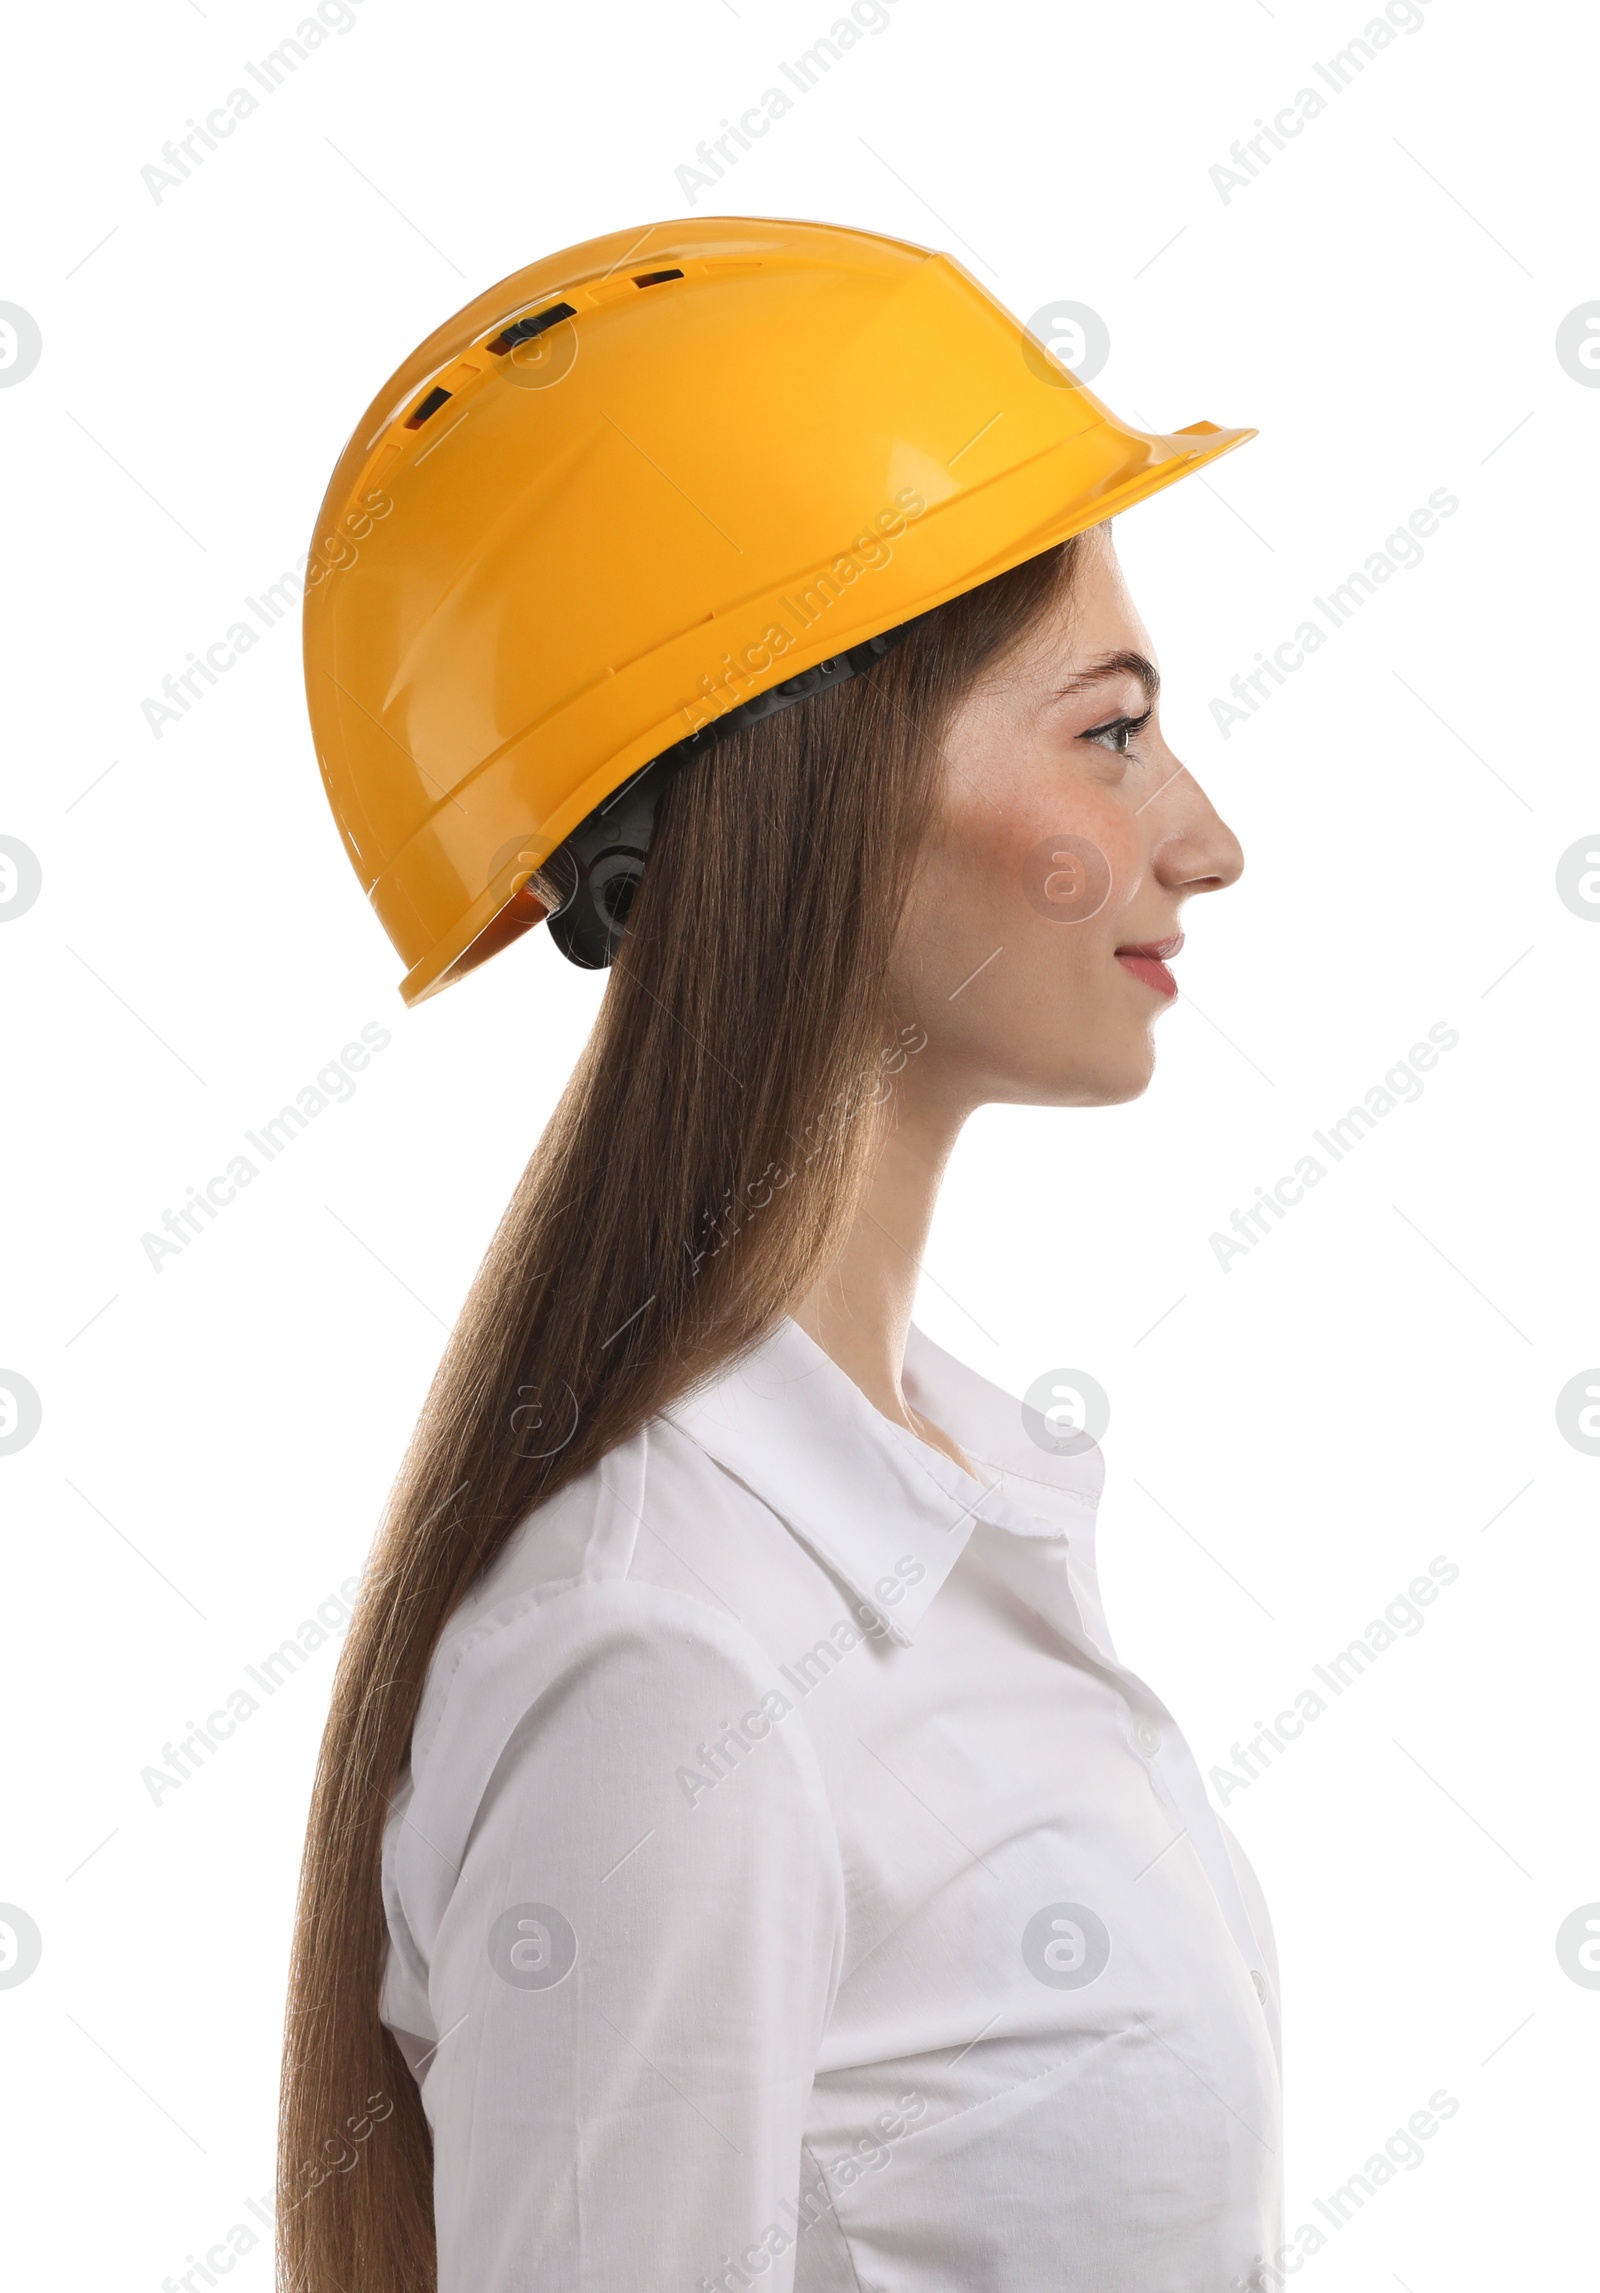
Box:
[543,624,914,970]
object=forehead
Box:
[1040,526,1155,675]
[981,541,1159,722]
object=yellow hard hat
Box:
[302,215,1255,1003]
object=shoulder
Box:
[386,1418,850,2002]
[407,1412,830,1792]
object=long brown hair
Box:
[277,533,1086,2291]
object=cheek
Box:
[959,777,1147,936]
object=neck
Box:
[789,1070,976,1474]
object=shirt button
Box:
[1133,1719,1162,1757]
[1250,1968,1268,2003]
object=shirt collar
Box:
[659,1317,1103,1645]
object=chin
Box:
[1056,1036,1158,1108]
[1018,1067,1155,1111]
[1087,1072,1155,1109]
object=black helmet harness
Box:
[541,624,912,969]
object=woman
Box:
[283,216,1277,2292]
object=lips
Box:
[1114,932,1183,999]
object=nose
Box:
[1151,770,1244,897]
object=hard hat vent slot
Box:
[487,301,577,356]
[633,268,685,287]
[405,385,453,429]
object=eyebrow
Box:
[1052,649,1161,709]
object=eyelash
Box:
[1082,707,1153,757]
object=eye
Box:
[1082,707,1152,756]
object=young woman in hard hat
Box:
[283,219,1279,2293]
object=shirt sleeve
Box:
[393,1578,846,2293]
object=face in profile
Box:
[893,523,1245,1114]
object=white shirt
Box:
[381,1317,1283,2292]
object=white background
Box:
[3,0,1596,2284]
